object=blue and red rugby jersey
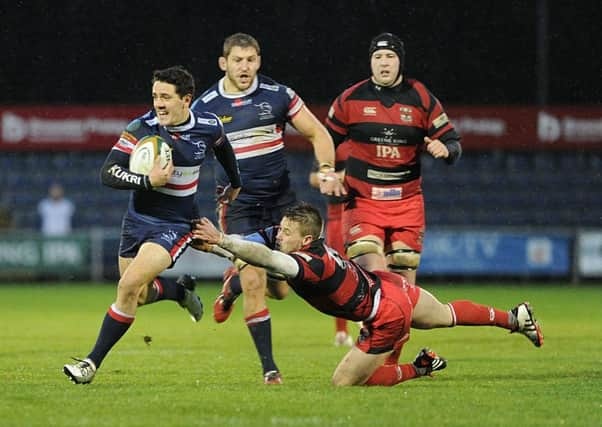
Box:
[191,74,304,204]
[104,109,232,222]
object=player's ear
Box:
[182,93,192,106]
[219,57,227,71]
[257,55,261,69]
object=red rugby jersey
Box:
[325,78,460,201]
[288,239,380,321]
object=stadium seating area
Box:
[1,150,600,230]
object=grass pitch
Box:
[0,282,601,427]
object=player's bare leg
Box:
[332,347,388,386]
[411,288,543,346]
[64,243,171,384]
[411,288,455,328]
[240,265,281,383]
[116,243,171,315]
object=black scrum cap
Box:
[369,32,405,71]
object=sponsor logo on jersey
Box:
[371,187,402,200]
[363,106,377,116]
[367,169,411,181]
[201,91,219,103]
[108,164,142,185]
[255,102,274,120]
[369,127,407,145]
[433,113,449,128]
[375,145,401,159]
[197,117,218,126]
[260,83,280,92]
[219,115,233,124]
[232,98,252,107]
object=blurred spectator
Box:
[0,206,13,230]
[37,183,75,236]
[0,191,13,230]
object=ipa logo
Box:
[376,145,400,158]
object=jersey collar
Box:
[218,76,259,99]
[165,110,196,132]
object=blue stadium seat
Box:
[2,151,601,230]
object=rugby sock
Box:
[144,277,186,304]
[335,317,348,334]
[364,364,418,386]
[449,300,513,329]
[87,304,134,368]
[245,308,278,374]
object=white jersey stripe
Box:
[236,142,284,160]
[287,95,304,117]
[155,185,198,197]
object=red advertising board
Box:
[287,105,602,151]
[1,105,601,151]
[0,105,147,151]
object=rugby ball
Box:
[129,135,172,175]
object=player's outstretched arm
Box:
[192,218,299,278]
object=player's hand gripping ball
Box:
[129,135,172,174]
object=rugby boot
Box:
[213,266,240,323]
[412,348,447,376]
[511,302,544,347]
[63,357,97,384]
[177,275,204,322]
[263,370,283,385]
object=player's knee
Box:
[331,372,351,387]
[117,278,141,302]
[346,239,383,260]
[331,372,362,387]
[386,248,421,273]
[240,272,266,294]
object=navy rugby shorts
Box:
[119,210,193,266]
[218,190,296,235]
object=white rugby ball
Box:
[129,135,172,175]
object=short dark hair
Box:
[283,202,323,240]
[152,65,195,98]
[223,32,261,58]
